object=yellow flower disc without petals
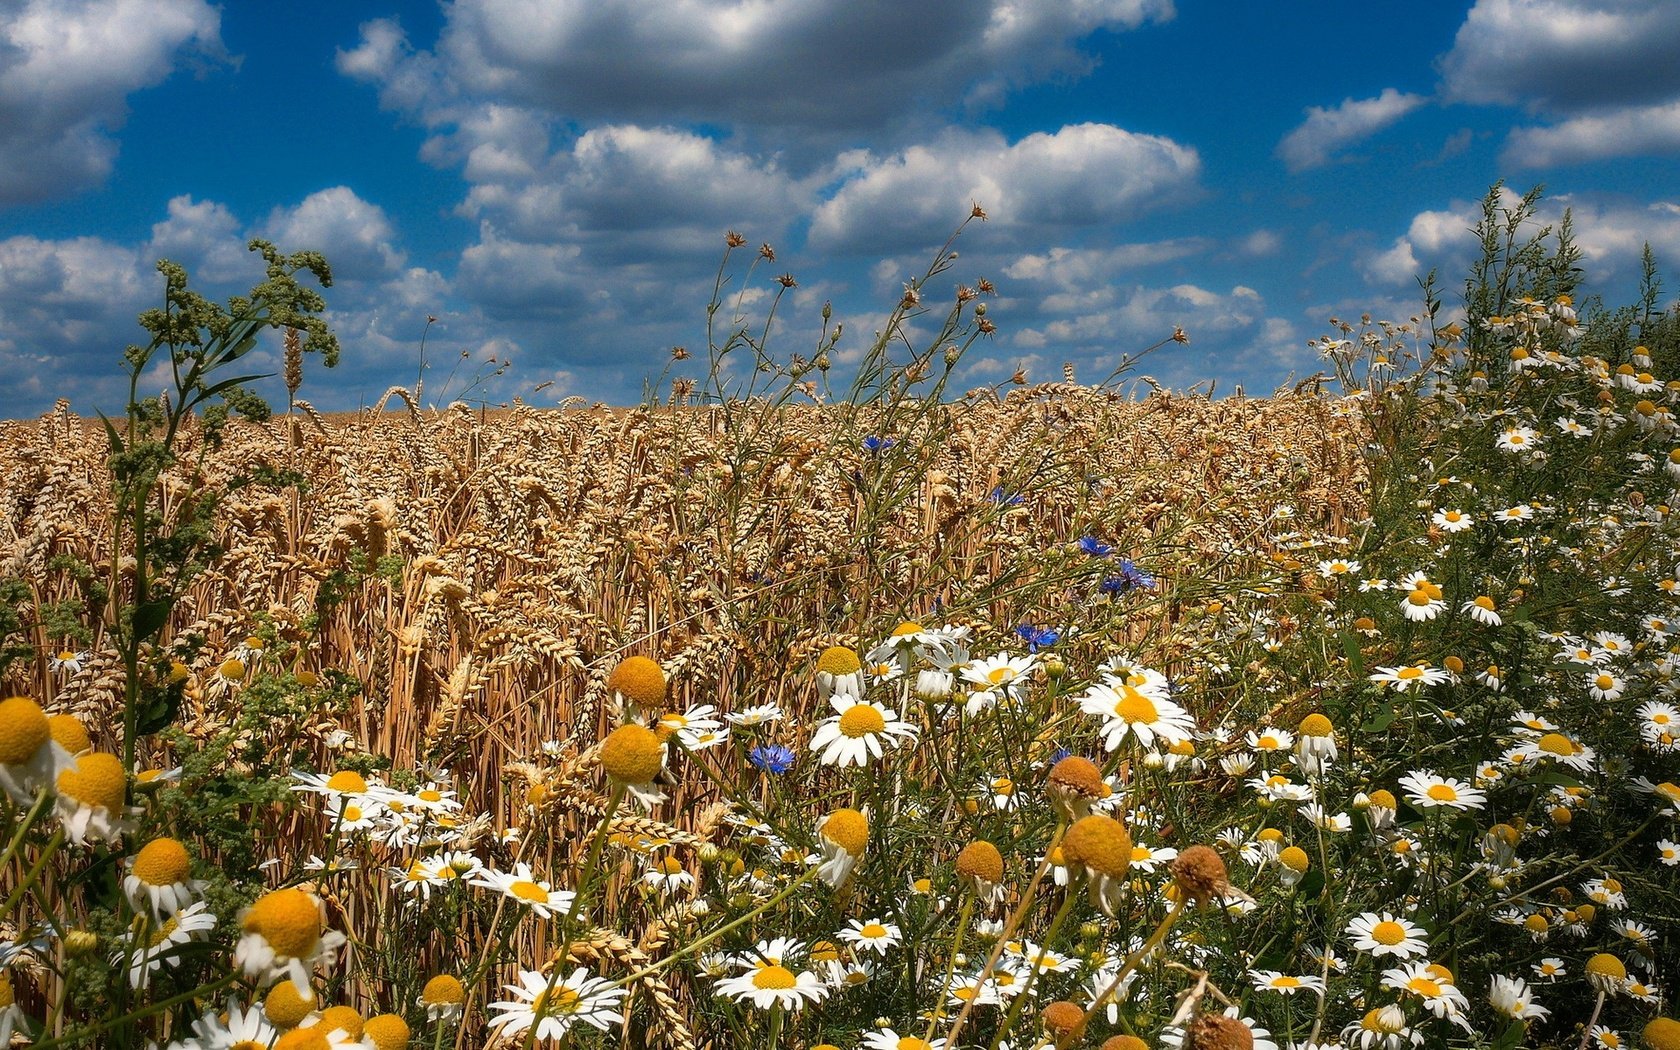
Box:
[0,697,50,765]
[419,974,464,1006]
[1061,815,1133,879]
[316,1006,364,1038]
[1643,1018,1680,1050]
[364,1014,411,1050]
[47,713,91,754]
[265,980,317,1027]
[132,837,192,886]
[1298,713,1333,737]
[607,656,666,706]
[601,724,664,783]
[244,888,323,958]
[58,752,126,812]
[1586,953,1627,980]
[817,646,862,675]
[822,808,869,855]
[955,840,1005,884]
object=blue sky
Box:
[5,0,1680,417]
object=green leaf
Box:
[97,411,123,456]
[1361,697,1398,734]
[1340,630,1365,678]
[132,597,173,641]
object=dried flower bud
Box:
[1171,845,1230,904]
[726,231,746,247]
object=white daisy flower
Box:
[488,967,627,1042]
[1398,770,1486,811]
[1346,912,1429,959]
[807,698,917,767]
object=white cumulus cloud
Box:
[1276,88,1426,173]
[811,124,1201,254]
[0,0,225,204]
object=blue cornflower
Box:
[1014,623,1060,652]
[1079,536,1113,557]
[862,435,895,453]
[749,744,795,774]
[1100,558,1155,595]
[989,486,1023,505]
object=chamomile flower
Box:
[1251,970,1325,995]
[0,696,74,804]
[1368,664,1450,691]
[1463,595,1502,626]
[642,856,695,894]
[839,918,902,954]
[1496,426,1541,453]
[960,652,1037,705]
[1657,838,1680,865]
[862,1028,947,1050]
[1398,770,1486,811]
[1587,670,1626,701]
[808,698,917,767]
[55,751,132,843]
[1077,680,1195,750]
[235,887,346,994]
[814,808,868,887]
[1382,961,1468,1020]
[1318,558,1362,576]
[1431,509,1474,533]
[470,863,576,919]
[815,647,866,702]
[1636,701,1679,749]
[715,956,828,1011]
[123,900,218,989]
[124,836,206,919]
[488,967,627,1042]
[1343,1004,1422,1050]
[1346,912,1429,959]
[725,703,783,727]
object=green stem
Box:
[986,889,1079,1050]
[921,892,975,1043]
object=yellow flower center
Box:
[859,923,888,938]
[421,974,465,1005]
[822,808,869,855]
[57,752,127,812]
[600,724,664,783]
[1113,689,1159,724]
[1397,666,1424,680]
[1370,920,1408,946]
[0,697,50,765]
[607,656,666,706]
[751,965,797,990]
[244,888,322,958]
[837,704,886,738]
[532,986,582,1015]
[1299,713,1332,736]
[509,880,550,903]
[817,646,862,675]
[325,770,368,794]
[986,667,1015,685]
[1427,784,1459,802]
[1537,733,1578,756]
[897,1039,933,1050]
[1408,977,1443,998]
[132,837,192,886]
[1272,976,1301,988]
[47,713,91,754]
[892,621,925,637]
[265,980,317,1027]
[1060,814,1133,878]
